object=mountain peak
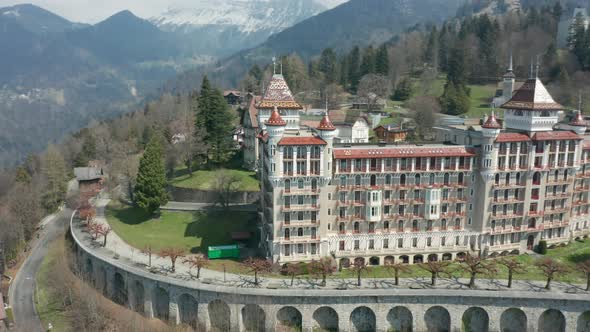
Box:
[0,3,81,34]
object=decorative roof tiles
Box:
[570,111,587,127]
[482,112,502,129]
[256,74,302,109]
[333,146,476,159]
[265,107,286,126]
[317,113,336,131]
[278,137,327,146]
[501,78,564,111]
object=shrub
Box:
[536,240,548,255]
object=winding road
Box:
[8,209,73,332]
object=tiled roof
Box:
[495,132,531,143]
[482,113,502,129]
[570,111,587,127]
[278,137,327,146]
[265,107,287,126]
[301,120,321,128]
[317,113,336,131]
[256,74,302,109]
[333,146,476,159]
[532,131,582,141]
[224,90,241,97]
[501,78,563,110]
[245,96,260,128]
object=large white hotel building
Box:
[242,70,590,267]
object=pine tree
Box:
[424,26,438,66]
[348,46,361,93]
[360,46,376,77]
[392,77,413,101]
[319,48,338,83]
[195,76,234,164]
[375,44,389,76]
[441,82,470,115]
[134,135,168,214]
[42,145,67,212]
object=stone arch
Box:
[539,309,566,332]
[500,308,527,332]
[340,258,351,269]
[400,255,409,264]
[178,293,198,328]
[456,252,466,260]
[276,306,302,331]
[369,256,379,266]
[209,299,231,332]
[313,306,338,331]
[577,311,590,332]
[113,272,127,306]
[152,286,170,321]
[442,253,452,261]
[387,306,412,332]
[424,306,451,332]
[384,256,395,265]
[413,254,424,264]
[462,307,489,332]
[428,254,438,261]
[131,280,144,315]
[242,304,266,332]
[354,257,365,265]
[350,306,376,332]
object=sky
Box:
[0,0,347,24]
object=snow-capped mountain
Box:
[150,0,345,34]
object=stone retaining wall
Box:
[168,186,259,204]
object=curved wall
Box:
[70,221,590,332]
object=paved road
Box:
[8,209,73,332]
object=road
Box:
[8,209,72,332]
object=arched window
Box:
[491,220,496,230]
[505,173,510,185]
[340,176,347,187]
[385,174,392,185]
[533,172,541,185]
[516,173,521,185]
[298,179,304,189]
[455,218,461,228]
[495,174,500,185]
[429,173,435,185]
[400,174,406,186]
[297,228,303,236]
[384,221,390,229]
[415,174,421,186]
[355,175,362,186]
[354,222,360,233]
[370,175,377,186]
[458,173,464,185]
[311,178,318,191]
[311,228,316,238]
[285,179,291,192]
[412,220,418,231]
[284,228,290,239]
[339,223,345,233]
[554,170,559,181]
[443,173,450,185]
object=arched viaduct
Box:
[71,222,590,332]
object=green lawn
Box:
[35,240,70,332]
[106,202,257,254]
[170,167,259,192]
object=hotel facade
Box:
[246,72,590,267]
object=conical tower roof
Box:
[570,111,587,127]
[257,74,302,109]
[501,78,563,111]
[265,106,286,126]
[317,112,336,131]
[482,112,502,129]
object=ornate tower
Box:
[502,53,516,102]
[316,112,337,179]
[265,106,286,178]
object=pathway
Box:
[89,198,587,293]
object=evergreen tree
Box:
[424,26,438,66]
[392,77,413,101]
[441,82,470,115]
[319,48,338,83]
[41,145,67,212]
[348,46,361,93]
[360,46,376,77]
[447,45,469,87]
[551,2,562,21]
[134,136,168,214]
[195,76,234,164]
[375,44,389,76]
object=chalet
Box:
[74,167,104,201]
[374,124,412,142]
[223,90,242,105]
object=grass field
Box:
[35,240,70,331]
[106,202,258,254]
[170,167,259,192]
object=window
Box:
[369,239,375,249]
[298,212,304,221]
[412,238,417,247]
[284,228,290,239]
[398,220,404,231]
[383,239,389,249]
[298,179,304,189]
[284,244,291,256]
[355,175,362,186]
[284,213,291,224]
[441,236,446,246]
[354,240,360,250]
[427,237,432,247]
[398,238,403,248]
[311,243,317,255]
[297,244,304,254]
[339,241,345,251]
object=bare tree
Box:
[244,257,272,286]
[282,263,302,286]
[98,225,112,247]
[498,257,526,288]
[419,260,450,286]
[158,248,186,273]
[86,222,102,241]
[357,74,390,111]
[535,257,569,290]
[184,255,209,279]
[141,246,153,267]
[385,262,411,286]
[215,170,241,208]
[578,259,590,291]
[310,257,336,287]
[407,96,440,140]
[350,259,368,287]
[458,254,498,289]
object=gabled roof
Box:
[256,74,302,109]
[532,131,582,141]
[243,96,261,128]
[278,137,327,146]
[224,90,241,97]
[495,132,531,143]
[501,78,563,111]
